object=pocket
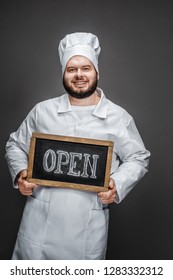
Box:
[12,235,43,260]
[85,208,109,254]
[18,196,49,245]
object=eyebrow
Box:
[67,65,92,69]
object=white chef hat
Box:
[58,32,101,74]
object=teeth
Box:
[75,82,86,86]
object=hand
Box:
[18,169,37,196]
[98,178,117,204]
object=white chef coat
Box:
[5,88,150,259]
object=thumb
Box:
[20,169,28,179]
[109,178,115,189]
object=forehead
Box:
[66,55,94,67]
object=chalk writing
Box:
[43,149,99,179]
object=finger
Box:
[25,183,37,189]
[19,188,33,196]
[21,169,27,179]
[18,169,27,180]
[102,193,116,201]
[19,184,34,195]
[98,187,115,199]
[98,178,116,197]
[98,189,116,203]
[99,197,115,204]
[19,170,37,189]
[109,178,115,189]
[18,181,37,196]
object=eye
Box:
[82,66,91,71]
[67,68,76,73]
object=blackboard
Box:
[27,132,114,192]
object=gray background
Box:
[0,0,173,259]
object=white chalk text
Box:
[43,149,99,179]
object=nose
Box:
[76,69,83,78]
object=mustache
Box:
[72,78,87,81]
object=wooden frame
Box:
[27,132,114,192]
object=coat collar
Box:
[57,88,108,119]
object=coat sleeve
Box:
[110,113,151,203]
[5,106,37,188]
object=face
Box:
[63,55,99,99]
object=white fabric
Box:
[58,32,100,73]
[5,88,150,260]
[71,105,96,121]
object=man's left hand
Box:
[98,178,117,204]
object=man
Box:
[5,32,150,260]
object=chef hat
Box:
[58,32,101,74]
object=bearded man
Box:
[5,32,150,260]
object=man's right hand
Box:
[18,169,37,196]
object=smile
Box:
[74,81,87,86]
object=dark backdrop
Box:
[0,0,173,260]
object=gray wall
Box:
[0,0,173,259]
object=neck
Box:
[69,91,100,106]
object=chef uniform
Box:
[5,32,150,259]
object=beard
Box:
[63,77,98,99]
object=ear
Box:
[97,73,99,81]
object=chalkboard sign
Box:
[27,132,114,192]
